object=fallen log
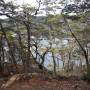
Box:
[1,74,20,88]
[1,73,39,88]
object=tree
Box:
[61,0,90,77]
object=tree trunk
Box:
[24,22,32,72]
[0,22,18,72]
[52,52,57,76]
[62,15,89,68]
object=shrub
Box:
[81,66,90,80]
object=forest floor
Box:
[0,74,90,90]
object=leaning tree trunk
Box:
[0,22,18,72]
[62,15,89,69]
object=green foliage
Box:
[47,14,63,25]
[87,66,90,80]
[81,66,90,80]
[6,32,14,42]
[65,14,81,21]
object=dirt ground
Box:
[0,75,90,90]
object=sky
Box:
[5,0,75,5]
[16,0,37,6]
[3,0,75,17]
[5,0,38,6]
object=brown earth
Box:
[0,74,90,90]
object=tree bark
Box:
[52,52,57,76]
[24,22,32,72]
[62,15,89,68]
[0,22,18,72]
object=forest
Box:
[0,0,90,90]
